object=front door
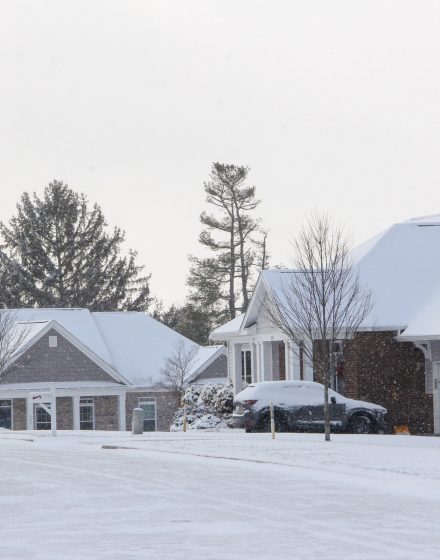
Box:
[0,400,12,429]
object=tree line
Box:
[0,164,268,344]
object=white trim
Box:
[72,395,80,430]
[118,394,126,431]
[399,334,440,342]
[26,395,34,430]
[0,385,127,399]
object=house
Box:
[211,215,440,435]
[0,309,226,431]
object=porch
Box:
[227,337,312,394]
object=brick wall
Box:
[56,397,73,430]
[12,398,26,430]
[125,391,178,432]
[1,329,117,384]
[94,396,119,430]
[342,331,433,434]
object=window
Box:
[0,400,12,430]
[241,350,252,385]
[49,335,58,348]
[79,397,94,430]
[34,404,51,430]
[138,397,156,432]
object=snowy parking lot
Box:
[1,430,440,559]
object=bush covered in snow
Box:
[170,382,234,431]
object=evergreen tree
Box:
[188,163,267,323]
[154,302,214,346]
[0,180,152,311]
[0,251,35,308]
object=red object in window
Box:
[336,361,344,376]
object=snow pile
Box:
[170,383,234,431]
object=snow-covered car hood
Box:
[342,397,386,413]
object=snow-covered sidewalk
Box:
[1,430,440,559]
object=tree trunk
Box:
[229,212,236,319]
[323,369,331,442]
[237,216,249,312]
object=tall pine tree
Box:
[0,180,152,311]
[188,163,267,324]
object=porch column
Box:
[230,342,243,395]
[118,394,126,431]
[72,396,80,430]
[290,343,301,380]
[250,342,257,383]
[287,341,296,379]
[284,340,291,380]
[254,341,261,382]
[261,341,272,381]
[26,395,34,430]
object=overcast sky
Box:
[1,1,439,306]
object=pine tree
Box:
[0,180,152,311]
[0,251,35,308]
[188,163,267,323]
[154,302,214,345]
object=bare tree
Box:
[0,311,31,378]
[158,340,199,399]
[264,213,372,441]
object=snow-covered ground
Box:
[1,430,440,559]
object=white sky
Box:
[1,0,439,306]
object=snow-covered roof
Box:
[92,312,202,385]
[354,216,440,329]
[210,314,244,340]
[264,217,440,330]
[9,309,114,365]
[399,290,440,340]
[189,345,225,379]
[212,215,440,337]
[4,309,222,388]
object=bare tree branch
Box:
[264,212,373,442]
[157,340,199,399]
[0,311,32,378]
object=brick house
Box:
[0,309,226,432]
[211,215,440,435]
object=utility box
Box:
[132,407,144,435]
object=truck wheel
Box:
[350,414,372,434]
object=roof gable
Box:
[8,309,113,365]
[2,322,126,386]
